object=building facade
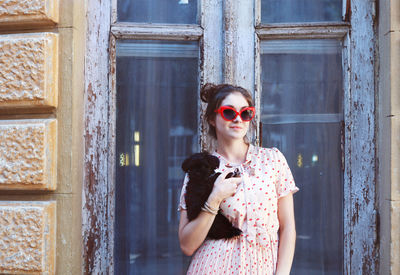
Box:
[0,0,398,274]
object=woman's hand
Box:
[207,171,242,209]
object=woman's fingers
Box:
[216,171,231,182]
[227,176,242,186]
[212,171,243,199]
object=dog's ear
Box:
[182,153,203,172]
[206,154,220,170]
[182,152,220,173]
[182,155,194,172]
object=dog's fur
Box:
[181,152,242,239]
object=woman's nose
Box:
[233,114,242,122]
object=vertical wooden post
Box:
[83,0,112,273]
[344,0,378,273]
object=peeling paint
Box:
[344,1,378,273]
[83,0,112,274]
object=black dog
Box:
[181,152,242,240]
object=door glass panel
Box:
[260,39,343,274]
[115,40,198,275]
[261,0,342,23]
[118,0,198,24]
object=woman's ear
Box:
[209,118,216,127]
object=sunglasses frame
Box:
[214,106,256,122]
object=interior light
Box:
[297,153,303,168]
[134,145,140,166]
[134,131,140,142]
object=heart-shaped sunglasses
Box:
[214,106,255,121]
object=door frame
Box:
[82,0,378,273]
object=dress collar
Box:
[212,143,254,167]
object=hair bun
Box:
[200,83,217,103]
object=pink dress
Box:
[178,144,299,275]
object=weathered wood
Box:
[223,0,255,91]
[83,0,111,274]
[107,34,117,275]
[111,0,117,24]
[254,34,261,145]
[344,0,378,274]
[223,0,257,144]
[111,23,202,40]
[256,24,350,39]
[200,0,223,151]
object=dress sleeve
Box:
[272,147,299,199]
[177,173,189,211]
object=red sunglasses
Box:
[214,106,255,121]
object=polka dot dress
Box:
[178,145,299,275]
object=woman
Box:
[178,83,299,274]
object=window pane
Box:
[261,0,342,23]
[115,40,198,275]
[118,0,198,24]
[260,39,343,274]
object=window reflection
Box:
[115,40,198,275]
[118,0,198,24]
[261,0,342,23]
[261,39,344,274]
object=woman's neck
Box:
[216,139,249,164]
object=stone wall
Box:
[0,0,84,273]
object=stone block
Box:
[392,200,400,275]
[392,0,400,31]
[391,32,400,114]
[0,0,58,27]
[0,201,56,274]
[0,33,58,109]
[0,119,57,190]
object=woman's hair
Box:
[200,83,255,139]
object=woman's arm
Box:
[275,193,296,275]
[178,171,241,256]
[178,194,220,256]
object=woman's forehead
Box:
[221,92,249,107]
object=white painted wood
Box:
[223,0,255,92]
[344,1,377,273]
[223,0,235,84]
[83,0,112,274]
[254,0,261,27]
[111,0,117,24]
[257,24,350,39]
[223,0,257,144]
[107,34,117,275]
[84,1,378,274]
[254,33,261,146]
[200,0,223,151]
[342,32,352,275]
[111,23,202,40]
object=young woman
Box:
[178,83,299,275]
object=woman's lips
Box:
[230,126,242,130]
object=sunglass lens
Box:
[222,109,237,120]
[241,109,254,121]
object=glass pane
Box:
[261,0,342,23]
[260,39,343,274]
[118,0,198,24]
[115,40,199,275]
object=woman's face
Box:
[211,92,251,142]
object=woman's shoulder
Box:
[251,145,285,161]
[251,144,281,154]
